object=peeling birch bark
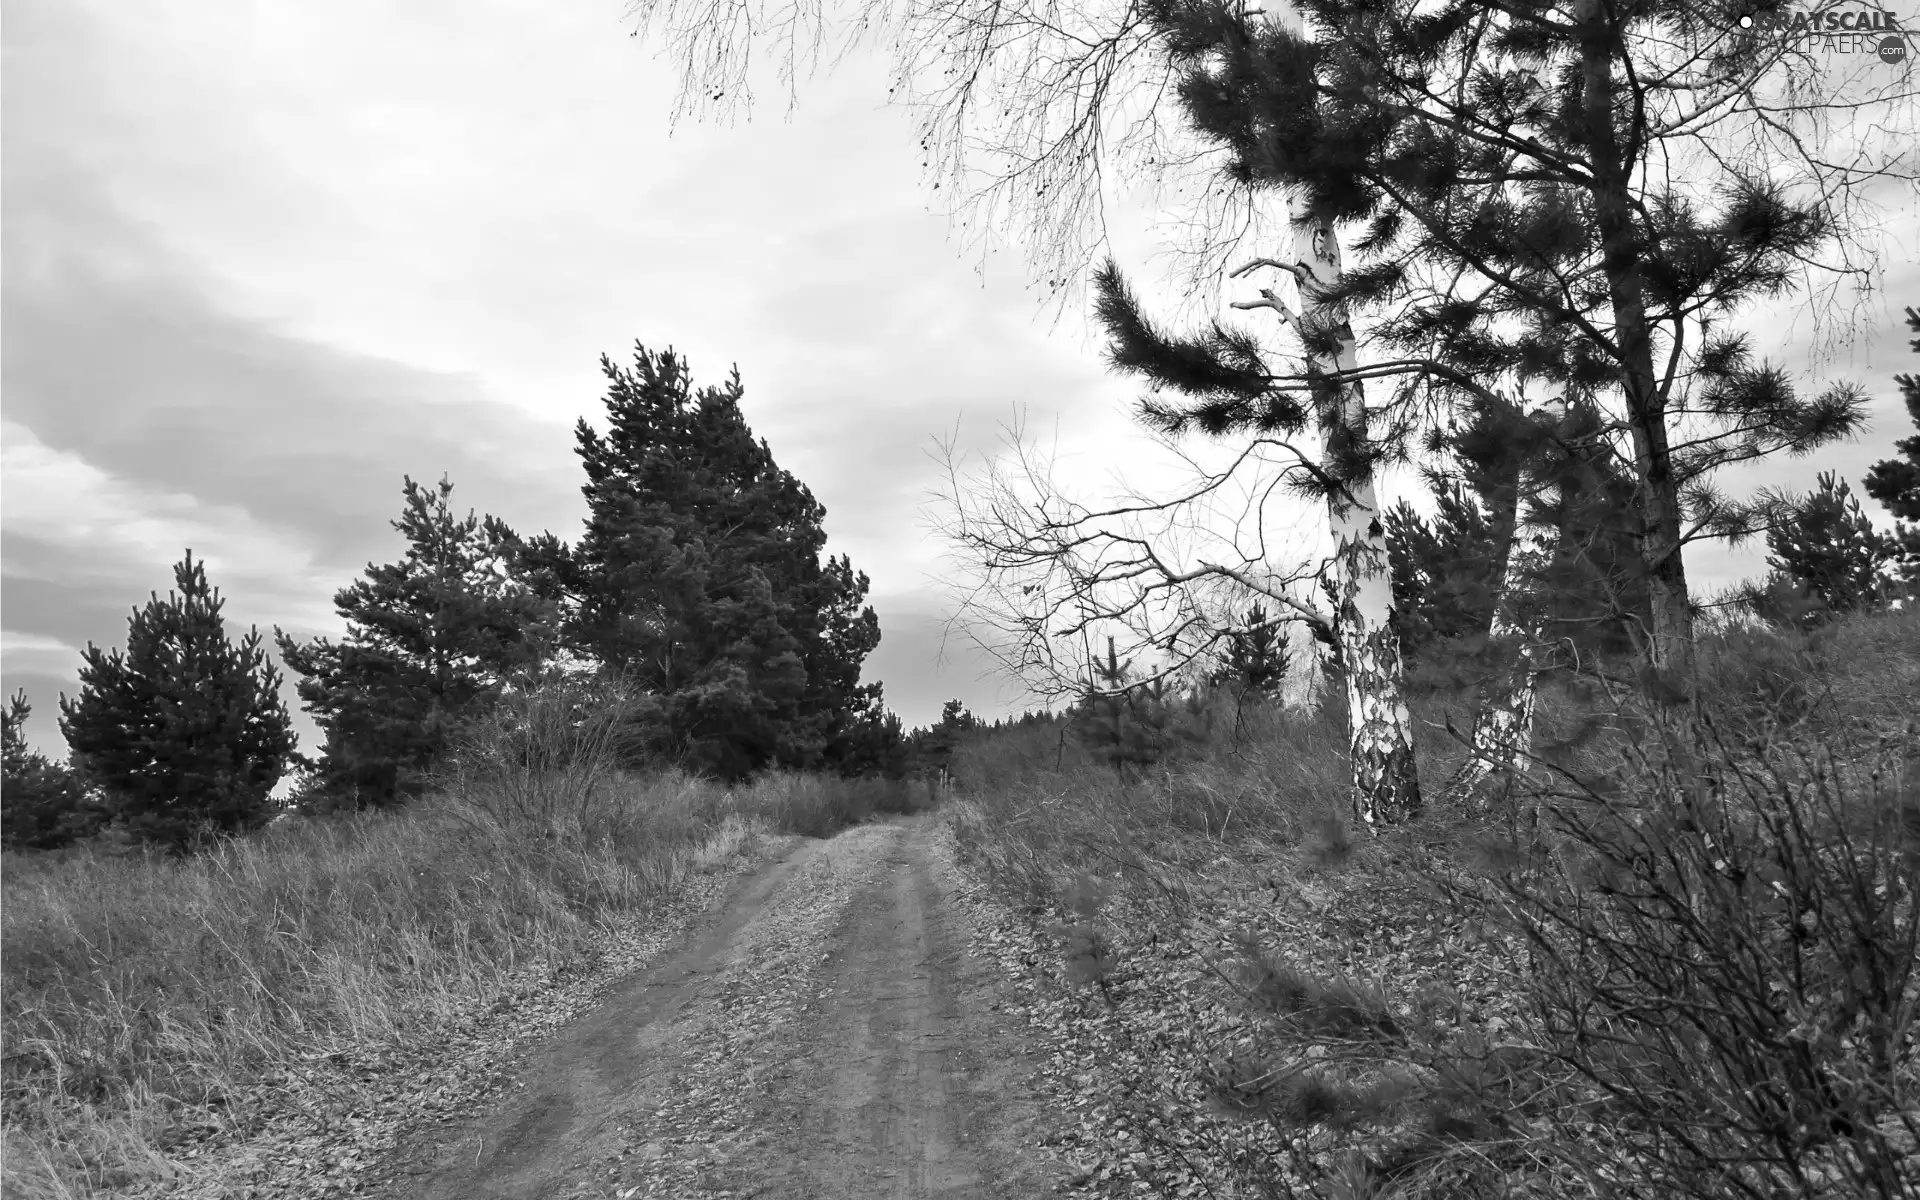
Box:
[1294,216,1423,830]
[1442,577,1547,810]
[1443,398,1565,811]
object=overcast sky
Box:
[4,0,1917,775]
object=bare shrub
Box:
[1433,705,1920,1199]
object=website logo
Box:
[1741,3,1916,62]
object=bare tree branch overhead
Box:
[625,0,1914,332]
[923,406,1333,706]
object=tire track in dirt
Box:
[363,816,1072,1199]
[762,826,1001,1197]
[817,851,973,1196]
[363,833,826,1199]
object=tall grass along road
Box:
[3,728,1081,1198]
[11,609,1916,1200]
[366,815,1071,1199]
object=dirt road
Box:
[362,816,1073,1199]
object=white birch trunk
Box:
[1441,559,1544,807]
[1295,216,1422,829]
[1442,399,1565,810]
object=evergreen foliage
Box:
[1746,471,1893,630]
[1070,638,1210,779]
[1207,603,1291,699]
[907,699,982,783]
[832,704,912,780]
[1125,0,1873,688]
[505,344,885,782]
[1863,305,1920,595]
[1307,574,1347,698]
[1387,395,1652,681]
[1384,480,1498,659]
[1523,399,1653,664]
[1386,391,1557,659]
[275,476,558,810]
[1,692,107,851]
[58,552,296,850]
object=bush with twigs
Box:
[944,603,1920,1200]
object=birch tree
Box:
[1131,0,1902,693]
[1094,213,1428,824]
[1435,395,1565,807]
[626,0,1909,693]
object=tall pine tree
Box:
[506,344,886,782]
[1122,0,1871,698]
[60,551,296,849]
[276,476,558,810]
[1863,305,1920,598]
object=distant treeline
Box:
[6,316,1918,855]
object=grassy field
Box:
[945,606,1920,1199]
[0,680,934,1197]
[6,609,1914,1198]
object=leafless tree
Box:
[924,407,1334,705]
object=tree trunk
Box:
[1443,399,1564,810]
[1577,0,1695,689]
[1297,215,1423,830]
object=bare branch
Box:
[921,406,1334,703]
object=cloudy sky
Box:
[4,0,1916,773]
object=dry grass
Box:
[0,675,937,1197]
[944,604,1920,1199]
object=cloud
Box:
[6,0,1915,782]
[1679,253,1920,597]
[1,147,588,767]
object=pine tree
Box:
[1390,393,1657,806]
[904,699,981,784]
[59,551,296,850]
[1391,397,1653,672]
[1388,392,1566,667]
[1,692,107,851]
[275,476,558,810]
[1208,603,1291,698]
[1750,471,1892,630]
[1863,305,1920,598]
[1385,480,1499,661]
[506,345,885,782]
[1071,637,1208,779]
[832,704,911,779]
[1428,396,1568,808]
[1526,399,1655,664]
[1126,0,1872,698]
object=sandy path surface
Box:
[361,815,1071,1199]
